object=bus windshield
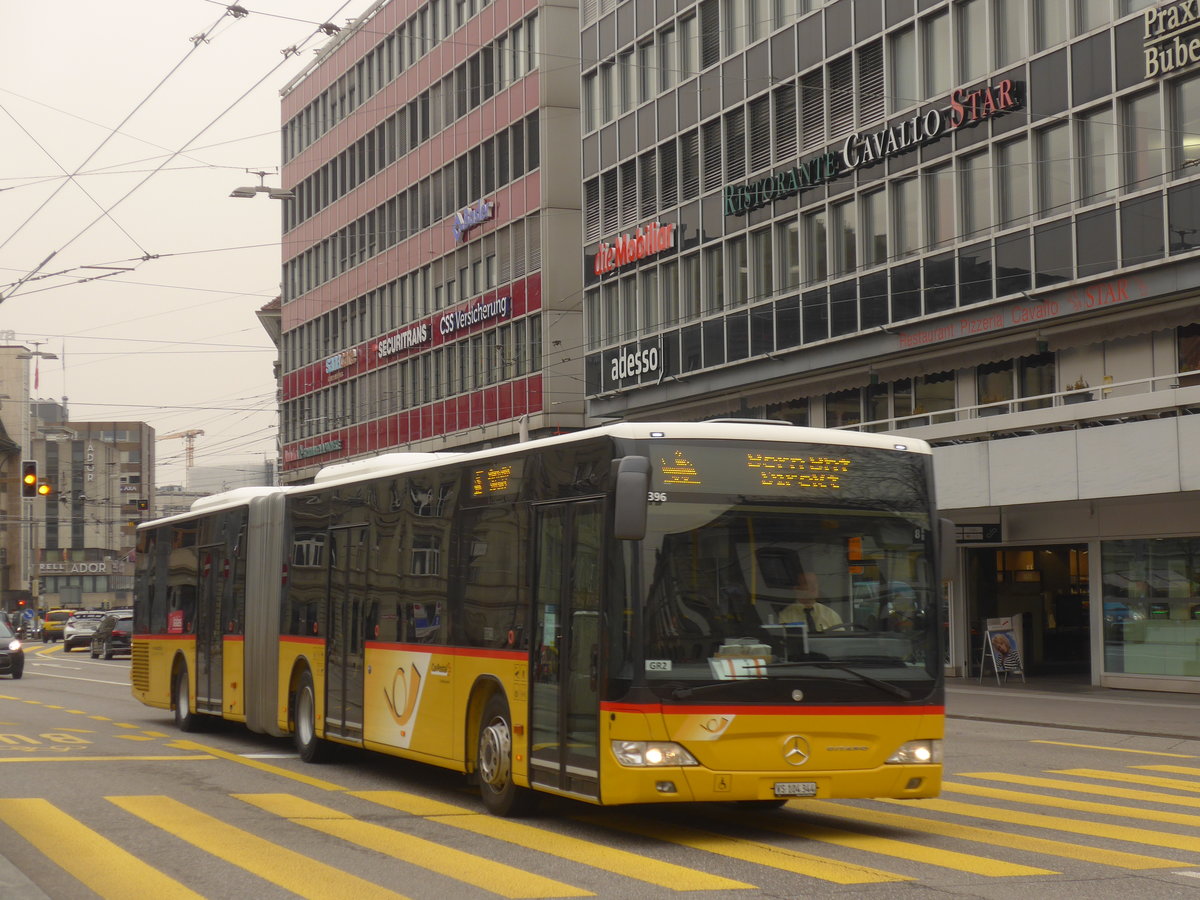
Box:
[637,440,938,704]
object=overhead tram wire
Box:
[0,7,236,269]
[0,2,360,307]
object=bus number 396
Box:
[647,491,668,503]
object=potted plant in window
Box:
[1063,377,1093,404]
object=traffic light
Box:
[20,461,37,498]
[36,481,51,497]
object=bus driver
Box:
[778,565,842,632]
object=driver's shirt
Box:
[778,602,843,632]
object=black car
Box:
[0,618,25,678]
[90,613,133,659]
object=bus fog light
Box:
[886,740,943,764]
[611,741,699,767]
[655,781,677,793]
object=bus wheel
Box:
[293,669,330,763]
[173,666,197,732]
[477,694,537,817]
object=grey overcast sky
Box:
[0,0,372,486]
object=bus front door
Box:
[325,525,367,741]
[530,500,603,800]
[194,545,223,714]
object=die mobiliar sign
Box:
[724,80,1022,217]
[593,221,677,275]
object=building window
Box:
[1079,106,1118,204]
[924,164,955,249]
[997,137,1032,227]
[957,0,989,82]
[776,220,800,293]
[1037,124,1072,218]
[893,178,920,258]
[1034,0,1068,51]
[1172,71,1200,173]
[803,209,828,284]
[825,389,861,428]
[862,190,887,268]
[727,236,748,307]
[703,246,724,313]
[960,151,991,239]
[1123,90,1164,192]
[750,228,773,304]
[922,11,951,97]
[995,0,1027,67]
[889,26,916,114]
[831,200,857,276]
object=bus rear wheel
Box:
[173,666,197,732]
[293,669,330,763]
[477,694,537,817]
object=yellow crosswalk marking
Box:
[110,795,408,900]
[0,798,204,900]
[904,795,1200,853]
[1135,764,1200,777]
[953,773,1200,815]
[354,789,754,891]
[168,739,344,791]
[0,755,214,763]
[768,800,1176,870]
[1050,768,1200,794]
[1031,740,1197,759]
[573,811,910,884]
[727,806,1054,876]
[237,793,591,898]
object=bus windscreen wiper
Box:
[761,661,912,700]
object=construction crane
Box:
[157,429,205,470]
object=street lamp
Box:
[230,170,294,200]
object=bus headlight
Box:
[885,739,943,765]
[611,741,699,767]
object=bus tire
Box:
[477,693,537,817]
[293,669,330,763]
[173,665,198,732]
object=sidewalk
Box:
[946,675,1200,741]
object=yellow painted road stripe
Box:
[355,789,754,892]
[574,811,910,885]
[905,796,1200,854]
[110,795,407,900]
[168,739,345,791]
[955,773,1200,814]
[804,798,1178,869]
[734,807,1054,876]
[0,798,204,900]
[0,755,214,763]
[1136,764,1200,777]
[1031,740,1197,759]
[238,793,591,899]
[1049,768,1200,794]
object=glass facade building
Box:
[578,0,1200,692]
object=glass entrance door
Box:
[325,525,368,740]
[194,545,223,714]
[529,500,603,799]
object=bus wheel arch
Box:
[289,661,330,763]
[470,681,537,817]
[171,654,198,732]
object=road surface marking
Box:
[1050,767,1200,795]
[239,792,592,898]
[574,810,910,884]
[955,773,1200,812]
[355,789,754,891]
[0,797,204,900]
[111,795,409,900]
[1030,740,1196,758]
[168,739,344,790]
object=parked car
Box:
[63,610,109,651]
[41,608,73,642]
[90,613,133,659]
[0,618,24,678]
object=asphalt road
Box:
[2,645,1199,899]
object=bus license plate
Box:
[774,782,818,797]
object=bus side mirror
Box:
[939,518,959,584]
[612,456,650,541]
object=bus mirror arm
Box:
[612,456,650,541]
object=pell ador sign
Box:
[724,80,1022,216]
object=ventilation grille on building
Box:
[620,161,638,228]
[639,151,657,220]
[585,179,601,243]
[857,40,885,129]
[828,54,855,141]
[702,119,723,192]
[724,108,746,181]
[800,70,824,152]
[659,143,678,210]
[680,129,700,201]
[749,95,771,173]
[773,85,797,164]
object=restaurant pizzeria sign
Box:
[723,80,1022,217]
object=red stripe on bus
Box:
[363,642,525,661]
[600,702,945,716]
[280,635,325,646]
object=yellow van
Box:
[41,609,74,643]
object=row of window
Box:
[285,13,540,232]
[283,215,539,376]
[283,0,497,163]
[283,114,540,305]
[583,0,1157,135]
[282,315,542,444]
[584,183,1193,368]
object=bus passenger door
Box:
[326,525,367,741]
[194,546,223,714]
[529,500,603,800]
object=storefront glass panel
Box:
[1102,539,1200,678]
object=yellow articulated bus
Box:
[132,421,950,816]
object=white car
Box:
[63,611,109,652]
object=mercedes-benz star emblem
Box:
[783,735,811,767]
